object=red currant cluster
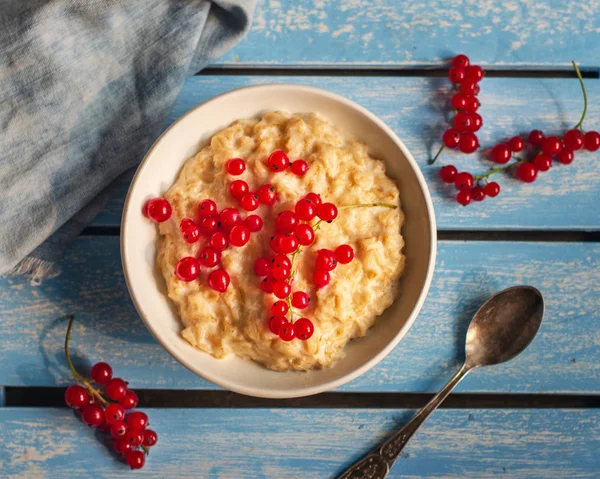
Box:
[254,190,356,341]
[63,317,156,470]
[435,58,598,205]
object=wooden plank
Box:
[0,237,598,393]
[0,408,597,478]
[93,75,600,230]
[213,0,600,68]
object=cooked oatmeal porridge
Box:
[156,111,405,371]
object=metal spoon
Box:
[339,285,545,479]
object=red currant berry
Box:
[124,429,144,446]
[335,244,354,264]
[90,362,112,384]
[533,154,552,171]
[226,158,246,176]
[294,318,314,340]
[198,199,217,218]
[272,254,292,269]
[584,131,600,151]
[456,189,472,206]
[279,234,299,254]
[313,270,330,289]
[270,234,285,254]
[114,438,132,455]
[245,214,263,232]
[291,291,310,309]
[563,129,584,150]
[126,450,146,470]
[291,159,309,176]
[542,136,563,156]
[278,323,296,341]
[126,411,148,431]
[469,113,483,132]
[119,390,139,410]
[460,80,478,95]
[295,199,317,221]
[104,403,126,424]
[199,216,218,235]
[182,224,200,244]
[451,93,468,110]
[463,95,480,113]
[295,223,315,246]
[317,202,338,222]
[269,316,289,335]
[81,404,105,427]
[276,210,299,233]
[229,180,249,199]
[442,129,461,148]
[240,193,260,212]
[453,112,473,132]
[210,231,229,252]
[465,65,484,82]
[271,264,290,281]
[179,218,195,232]
[65,385,90,409]
[110,420,128,438]
[199,247,220,268]
[484,182,500,197]
[143,429,158,447]
[144,198,172,222]
[439,165,458,183]
[254,257,271,276]
[490,143,512,164]
[106,378,128,401]
[452,54,470,69]
[273,281,291,299]
[261,276,276,294]
[459,132,479,153]
[528,130,545,146]
[508,136,524,152]
[257,184,277,205]
[219,208,241,230]
[271,301,289,316]
[316,249,337,271]
[304,192,322,205]
[229,225,250,247]
[208,269,230,292]
[558,149,574,165]
[454,172,474,190]
[268,150,290,172]
[471,186,486,202]
[448,67,465,83]
[517,162,538,183]
[175,256,200,282]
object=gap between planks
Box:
[5,388,600,409]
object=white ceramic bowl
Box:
[121,84,436,398]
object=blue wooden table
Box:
[1,1,599,477]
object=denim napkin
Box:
[0,0,256,284]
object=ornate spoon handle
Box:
[338,364,471,479]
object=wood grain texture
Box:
[0,237,597,393]
[92,75,600,230]
[213,0,600,68]
[0,408,598,478]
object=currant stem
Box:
[339,203,397,210]
[429,145,445,164]
[65,316,109,406]
[572,61,588,130]
[474,157,526,182]
[286,247,303,319]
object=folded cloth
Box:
[0,0,256,284]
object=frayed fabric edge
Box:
[2,256,60,286]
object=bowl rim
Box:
[121,83,437,398]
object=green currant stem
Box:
[474,157,526,182]
[339,203,397,210]
[572,61,587,131]
[65,316,109,406]
[312,219,323,231]
[429,145,445,164]
[285,247,303,319]
[142,445,150,456]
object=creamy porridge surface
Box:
[157,111,405,371]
